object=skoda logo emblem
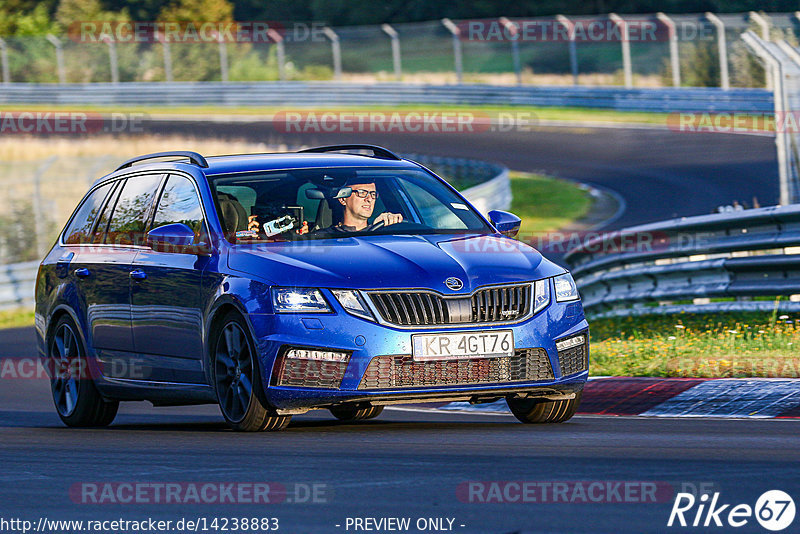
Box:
[445,277,464,291]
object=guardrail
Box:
[0,154,509,311]
[0,82,773,113]
[0,261,39,311]
[563,204,800,317]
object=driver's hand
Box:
[373,212,403,226]
[248,215,260,233]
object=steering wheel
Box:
[365,219,386,232]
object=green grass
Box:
[0,103,671,126]
[590,310,800,378]
[0,308,35,329]
[509,171,592,237]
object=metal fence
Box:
[0,82,774,113]
[0,153,509,311]
[0,11,798,88]
[563,204,800,317]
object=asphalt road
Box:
[2,327,798,533]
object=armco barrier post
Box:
[156,30,173,82]
[499,17,522,85]
[0,37,9,84]
[609,14,632,88]
[556,15,579,86]
[102,36,119,84]
[322,27,342,81]
[46,34,66,84]
[705,13,730,90]
[441,18,463,84]
[749,11,772,90]
[267,29,286,81]
[656,12,681,87]
[381,24,402,81]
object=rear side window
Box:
[151,175,206,244]
[63,182,114,245]
[105,175,163,246]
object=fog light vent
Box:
[273,346,350,389]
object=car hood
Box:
[227,233,565,293]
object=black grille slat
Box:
[369,284,531,326]
[358,348,554,389]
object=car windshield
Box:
[209,166,492,243]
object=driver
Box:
[333,181,402,232]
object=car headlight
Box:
[554,273,580,302]
[331,289,374,320]
[272,287,330,313]
[533,279,550,314]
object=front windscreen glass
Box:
[208,167,491,243]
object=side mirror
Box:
[488,210,522,239]
[146,223,211,256]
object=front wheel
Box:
[212,312,290,432]
[506,392,582,424]
[48,316,118,427]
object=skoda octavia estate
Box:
[35,145,589,431]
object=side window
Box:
[63,182,114,245]
[105,175,164,246]
[91,182,122,244]
[151,175,206,244]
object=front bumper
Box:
[248,291,589,412]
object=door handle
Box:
[74,268,90,278]
[129,269,147,280]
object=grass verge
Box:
[0,308,35,330]
[589,310,800,378]
[509,171,592,236]
[0,103,670,126]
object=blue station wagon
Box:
[35,145,589,431]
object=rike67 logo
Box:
[668,490,795,531]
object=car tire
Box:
[330,404,384,421]
[212,311,291,432]
[506,391,582,424]
[48,315,118,427]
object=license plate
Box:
[412,330,514,361]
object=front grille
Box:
[274,357,349,389]
[358,348,553,389]
[369,284,530,326]
[558,343,588,376]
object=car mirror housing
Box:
[146,223,211,256]
[488,210,522,239]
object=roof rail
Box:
[297,144,402,161]
[115,151,209,171]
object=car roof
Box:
[201,152,421,176]
[95,151,424,187]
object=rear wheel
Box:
[48,316,118,427]
[330,404,384,421]
[212,312,290,432]
[506,391,582,424]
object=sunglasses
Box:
[351,189,379,199]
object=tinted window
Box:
[105,175,163,246]
[63,182,114,245]
[91,181,122,244]
[151,175,206,244]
